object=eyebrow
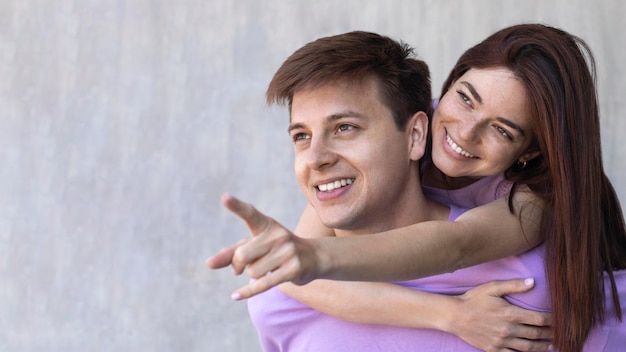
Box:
[287,111,365,133]
[460,81,482,104]
[460,81,527,137]
[496,117,527,136]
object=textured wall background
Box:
[1,1,624,351]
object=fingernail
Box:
[548,344,553,350]
[524,278,534,286]
[231,292,241,301]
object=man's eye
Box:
[337,124,354,132]
[292,133,310,142]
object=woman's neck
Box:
[422,163,482,190]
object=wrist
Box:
[435,295,462,335]
[311,236,334,280]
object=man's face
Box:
[288,78,418,233]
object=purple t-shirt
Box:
[424,174,626,350]
[247,175,625,350]
[422,174,512,209]
[248,175,552,351]
[248,241,549,352]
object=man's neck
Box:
[334,195,449,237]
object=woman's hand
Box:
[206,194,324,300]
[444,279,553,352]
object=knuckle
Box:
[232,247,248,266]
[253,277,270,293]
[284,258,306,284]
[527,328,542,339]
[539,327,553,339]
[529,312,551,327]
[246,263,265,279]
[495,324,513,338]
[284,256,301,275]
[265,223,287,242]
[515,340,533,351]
[245,266,257,278]
[505,309,520,323]
[274,242,299,266]
[285,241,299,258]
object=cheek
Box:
[293,156,308,184]
[430,132,446,157]
[433,93,455,117]
[486,144,519,169]
[431,102,460,136]
[431,107,443,126]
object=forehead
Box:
[458,67,532,126]
[459,67,523,93]
[289,77,391,124]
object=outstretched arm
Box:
[318,190,543,282]
[207,191,544,298]
[207,195,551,351]
[279,200,551,351]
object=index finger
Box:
[222,193,271,236]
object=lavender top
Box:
[247,174,624,351]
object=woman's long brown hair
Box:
[441,24,626,351]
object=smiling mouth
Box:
[446,135,476,158]
[316,178,354,192]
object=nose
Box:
[457,115,484,144]
[305,136,337,170]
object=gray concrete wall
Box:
[1,1,624,351]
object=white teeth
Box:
[446,135,475,158]
[317,178,354,192]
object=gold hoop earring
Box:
[517,160,527,169]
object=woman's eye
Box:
[457,90,472,106]
[495,126,513,140]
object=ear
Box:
[407,111,429,161]
[518,149,541,164]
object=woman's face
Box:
[430,67,538,179]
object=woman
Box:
[209,24,626,351]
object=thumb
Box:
[485,278,536,297]
[222,193,271,237]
